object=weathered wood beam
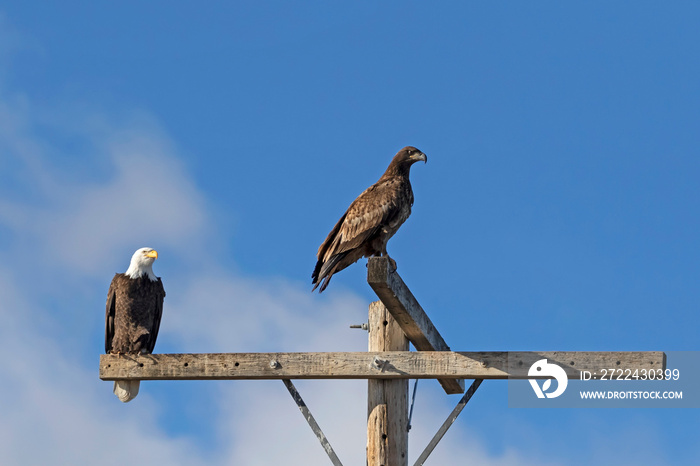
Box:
[367,257,464,394]
[99,351,666,381]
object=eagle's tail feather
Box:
[312,253,347,292]
[113,380,140,402]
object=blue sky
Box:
[0,2,699,465]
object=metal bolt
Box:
[350,323,369,331]
[269,360,279,369]
[371,357,388,371]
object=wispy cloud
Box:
[0,114,213,277]
[0,268,206,466]
[166,272,368,353]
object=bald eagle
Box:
[105,247,165,402]
[312,146,427,292]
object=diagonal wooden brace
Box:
[367,257,465,394]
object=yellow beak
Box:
[146,250,158,259]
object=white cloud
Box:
[0,269,205,466]
[213,379,368,465]
[0,90,224,464]
[0,112,213,278]
[166,272,368,353]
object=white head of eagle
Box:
[125,247,159,281]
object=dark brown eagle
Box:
[105,247,165,402]
[312,146,427,292]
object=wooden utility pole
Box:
[367,301,409,466]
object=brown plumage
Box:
[312,146,427,292]
[105,274,165,355]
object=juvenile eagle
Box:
[312,146,427,292]
[105,247,165,402]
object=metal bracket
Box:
[282,379,344,466]
[407,379,419,432]
[413,379,483,466]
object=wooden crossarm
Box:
[100,351,665,381]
